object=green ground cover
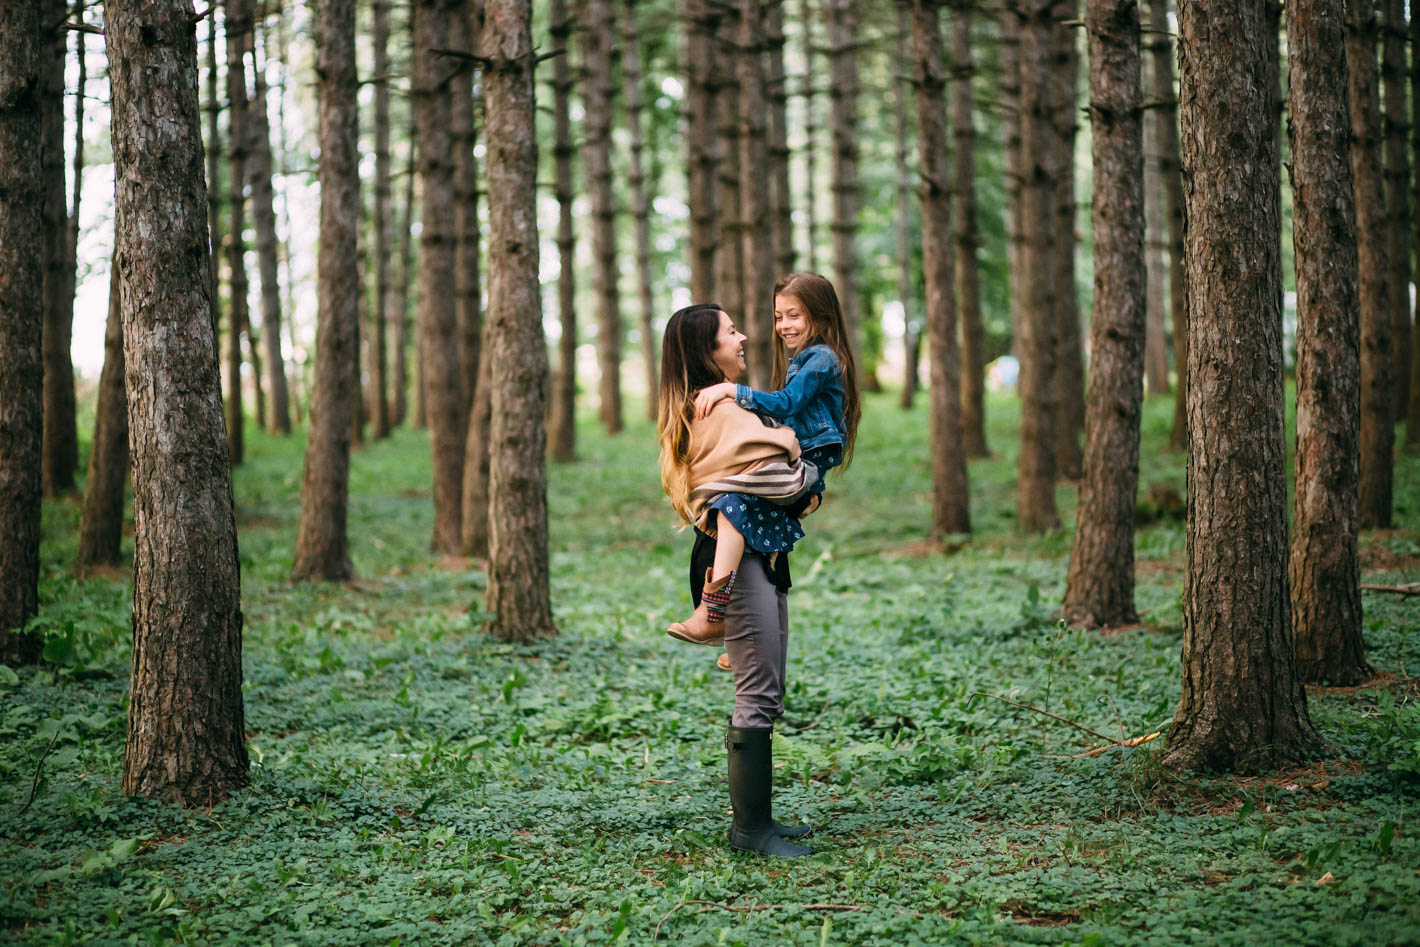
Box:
[3,391,1418,945]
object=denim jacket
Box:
[735,344,845,454]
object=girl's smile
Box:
[773,293,811,353]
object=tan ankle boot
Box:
[667,569,734,644]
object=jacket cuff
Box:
[735,384,755,410]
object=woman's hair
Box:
[770,272,861,468]
[657,304,728,524]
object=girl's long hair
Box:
[657,304,728,524]
[770,273,861,468]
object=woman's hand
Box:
[693,382,737,419]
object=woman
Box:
[657,303,815,858]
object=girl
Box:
[667,273,861,645]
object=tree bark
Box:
[1287,0,1369,686]
[1001,0,1025,360]
[767,0,794,278]
[0,0,46,665]
[1382,0,1410,418]
[1410,0,1420,447]
[684,0,720,301]
[1165,0,1324,772]
[1063,0,1145,628]
[248,35,291,435]
[414,0,467,552]
[225,0,251,466]
[480,0,557,641]
[42,0,78,498]
[622,0,658,420]
[913,0,971,540]
[393,97,416,429]
[1349,0,1394,528]
[1016,0,1060,531]
[452,0,482,431]
[801,0,820,271]
[1051,0,1084,481]
[716,12,746,337]
[740,0,775,390]
[370,0,393,439]
[1149,0,1187,451]
[107,0,248,803]
[825,0,864,389]
[952,0,987,456]
[581,0,623,434]
[895,2,919,409]
[206,0,223,370]
[63,0,87,428]
[77,264,129,572]
[291,0,360,582]
[1141,45,1169,397]
[459,318,494,557]
[548,0,577,461]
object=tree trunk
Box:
[452,0,482,430]
[1016,0,1060,531]
[207,8,223,351]
[291,0,360,582]
[1165,0,1324,772]
[548,0,577,461]
[272,9,303,425]
[767,0,794,278]
[0,0,45,665]
[42,0,77,498]
[801,0,820,271]
[64,0,87,427]
[894,3,919,409]
[581,0,623,434]
[225,0,251,465]
[459,318,494,557]
[480,0,557,641]
[1410,0,1420,447]
[913,0,971,540]
[1349,0,1394,528]
[716,14,746,338]
[824,0,864,389]
[1051,1,1084,481]
[684,0,720,301]
[1287,0,1368,686]
[1141,47,1170,397]
[1149,0,1187,451]
[415,0,467,552]
[370,0,393,439]
[393,100,415,429]
[953,0,987,457]
[248,46,290,435]
[622,0,658,420]
[740,0,774,390]
[107,0,248,803]
[1382,0,1410,418]
[1001,0,1025,360]
[77,265,129,572]
[1063,0,1145,628]
[245,287,266,432]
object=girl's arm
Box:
[733,347,837,420]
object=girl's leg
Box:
[667,516,745,643]
[711,518,745,581]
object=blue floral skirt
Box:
[705,494,804,553]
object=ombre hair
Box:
[771,273,861,468]
[656,304,729,524]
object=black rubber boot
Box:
[726,727,813,856]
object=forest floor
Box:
[3,389,1419,945]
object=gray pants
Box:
[723,552,789,729]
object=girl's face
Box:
[711,310,747,381]
[773,293,811,354]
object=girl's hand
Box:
[693,383,736,419]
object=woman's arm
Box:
[734,348,837,420]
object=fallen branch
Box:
[654,900,923,940]
[19,729,62,814]
[1360,583,1420,598]
[786,700,832,733]
[1054,731,1163,759]
[967,691,1119,745]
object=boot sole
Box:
[666,624,724,645]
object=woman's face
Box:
[711,310,747,381]
[773,293,811,354]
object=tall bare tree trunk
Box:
[370,0,392,439]
[716,10,746,328]
[741,0,775,390]
[825,0,864,387]
[1350,0,1394,528]
[1288,0,1368,686]
[548,0,577,461]
[64,0,87,420]
[1016,0,1060,531]
[1165,0,1323,772]
[1410,0,1420,446]
[272,9,304,425]
[77,265,129,572]
[953,0,987,456]
[225,0,251,465]
[291,0,360,582]
[393,100,415,429]
[1150,0,1187,451]
[1382,0,1410,418]
[415,0,466,552]
[1051,1,1084,480]
[452,0,482,430]
[623,0,658,419]
[42,0,77,497]
[801,0,820,270]
[895,3,920,409]
[684,0,720,301]
[581,0,623,434]
[480,0,557,641]
[1064,0,1145,628]
[107,0,248,803]
[767,0,794,277]
[0,0,45,665]
[249,26,290,435]
[1141,48,1170,397]
[1001,0,1026,360]
[913,0,971,540]
[206,3,223,372]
